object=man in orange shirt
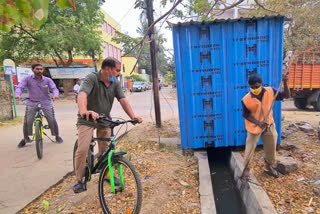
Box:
[242,74,290,178]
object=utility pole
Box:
[146,0,162,127]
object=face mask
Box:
[250,87,262,96]
[108,76,117,82]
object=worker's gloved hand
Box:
[257,121,268,129]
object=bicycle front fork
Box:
[108,149,125,194]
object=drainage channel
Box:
[207,148,246,214]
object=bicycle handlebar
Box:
[78,113,139,126]
[99,114,139,125]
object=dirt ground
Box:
[19,119,200,214]
[0,116,23,127]
[246,105,320,214]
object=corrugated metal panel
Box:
[172,16,285,149]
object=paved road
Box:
[0,88,178,214]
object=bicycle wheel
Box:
[98,156,142,214]
[35,120,43,159]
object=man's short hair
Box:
[31,63,43,70]
[248,74,262,85]
[101,57,121,69]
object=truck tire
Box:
[294,98,307,109]
[313,96,320,111]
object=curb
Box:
[194,151,216,214]
[230,152,278,214]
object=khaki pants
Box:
[23,105,59,138]
[75,125,111,182]
[244,123,278,169]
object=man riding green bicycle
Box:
[15,63,63,147]
[74,57,142,193]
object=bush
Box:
[125,74,146,82]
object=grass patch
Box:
[0,116,24,127]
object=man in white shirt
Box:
[73,79,81,102]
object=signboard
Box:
[49,68,95,79]
[16,67,33,82]
[4,66,16,75]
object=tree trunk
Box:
[91,50,98,72]
[62,79,73,98]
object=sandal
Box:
[264,158,279,178]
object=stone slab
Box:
[194,151,216,214]
[230,152,278,214]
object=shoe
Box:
[25,137,32,143]
[264,166,279,178]
[56,136,63,143]
[105,175,121,186]
[73,182,86,193]
[17,139,26,148]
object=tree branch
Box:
[206,0,220,17]
[129,0,183,75]
[53,48,66,67]
[51,54,59,67]
[14,25,38,41]
[66,49,73,67]
[254,0,279,14]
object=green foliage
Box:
[136,22,171,77]
[247,0,320,52]
[42,200,50,211]
[0,0,76,32]
[56,0,75,10]
[164,71,175,83]
[125,74,146,82]
[0,0,104,67]
[112,31,140,56]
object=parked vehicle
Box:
[142,82,149,90]
[288,46,320,111]
[131,81,145,92]
[146,82,152,90]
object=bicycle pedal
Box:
[114,187,123,193]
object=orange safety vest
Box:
[242,87,274,134]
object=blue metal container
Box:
[172,16,285,149]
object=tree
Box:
[113,21,170,77]
[246,0,320,53]
[0,0,104,67]
[164,71,175,83]
[0,0,104,96]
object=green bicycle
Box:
[73,114,142,214]
[24,99,54,159]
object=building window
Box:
[109,44,113,57]
[118,49,121,61]
[104,42,109,58]
[112,28,116,37]
[115,47,118,59]
[102,22,107,33]
[108,24,112,35]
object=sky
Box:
[101,0,180,56]
[101,0,254,57]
